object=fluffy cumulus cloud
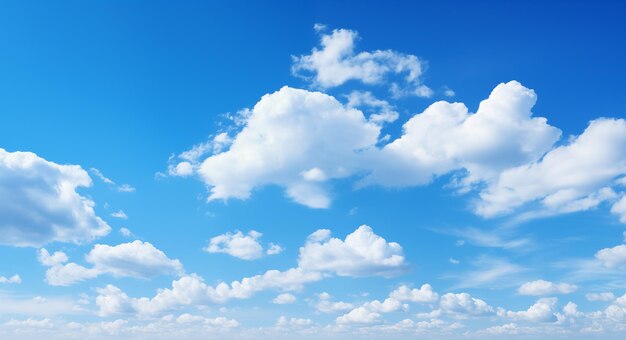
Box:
[292,27,432,97]
[96,269,322,316]
[298,225,406,277]
[38,241,183,286]
[0,148,111,247]
[364,81,561,189]
[518,280,577,296]
[439,293,494,316]
[498,298,558,323]
[477,118,626,218]
[195,86,380,209]
[170,75,626,224]
[204,230,281,260]
[336,284,437,325]
[95,225,405,316]
[595,244,626,268]
[272,293,296,305]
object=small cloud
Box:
[0,274,21,284]
[443,86,456,97]
[111,210,128,219]
[272,293,296,305]
[266,243,283,255]
[449,258,460,265]
[455,240,465,246]
[119,228,132,237]
[90,168,114,184]
[117,184,136,193]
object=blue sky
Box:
[1,1,626,339]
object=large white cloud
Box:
[38,241,183,286]
[477,118,626,217]
[0,148,111,247]
[518,280,577,296]
[364,81,561,188]
[196,86,380,208]
[298,225,406,277]
[292,27,432,97]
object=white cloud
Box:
[499,298,558,322]
[336,284,436,325]
[292,27,431,97]
[96,268,322,316]
[276,316,312,328]
[0,274,21,284]
[298,225,406,277]
[119,228,132,237]
[389,284,439,303]
[336,307,381,324]
[315,292,354,313]
[38,241,183,286]
[111,210,128,219]
[90,168,135,192]
[477,118,626,218]
[272,293,296,305]
[117,184,136,193]
[205,230,280,260]
[449,258,460,265]
[449,257,525,288]
[0,148,111,247]
[346,91,399,124]
[95,225,402,316]
[195,86,380,208]
[595,244,626,268]
[0,295,81,317]
[365,81,560,190]
[172,80,624,225]
[90,168,114,184]
[266,243,283,255]
[518,280,577,296]
[440,293,494,316]
[586,292,615,302]
[611,196,626,223]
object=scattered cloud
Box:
[0,274,21,284]
[272,293,296,305]
[518,280,577,296]
[38,241,183,286]
[111,210,128,219]
[292,27,432,97]
[298,225,406,277]
[0,148,110,247]
[204,230,281,260]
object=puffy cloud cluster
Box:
[439,293,494,316]
[204,230,282,260]
[336,284,438,324]
[292,27,432,97]
[498,298,558,323]
[298,225,406,277]
[595,244,626,268]
[170,74,626,224]
[96,225,405,316]
[518,280,577,296]
[96,268,322,316]
[0,148,110,247]
[38,241,183,286]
